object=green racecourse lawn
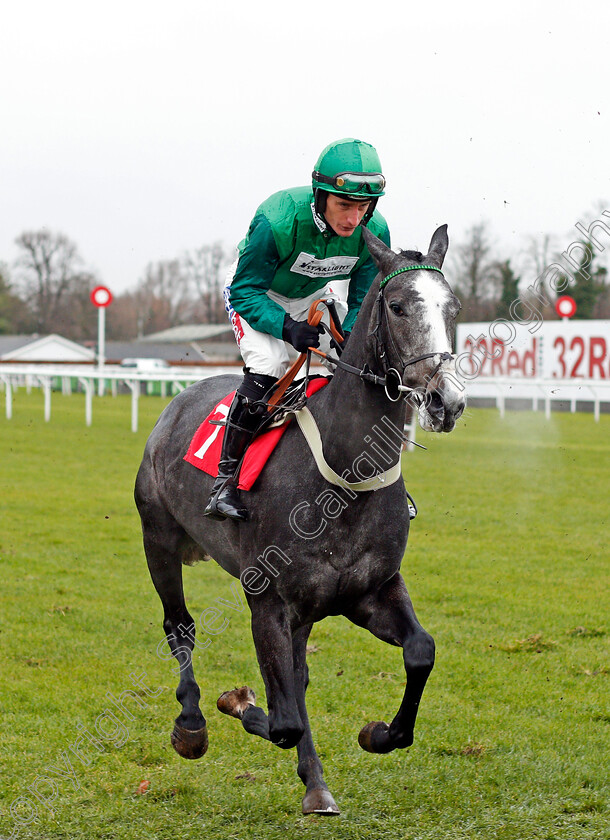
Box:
[0,391,608,840]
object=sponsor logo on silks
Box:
[291,252,359,279]
[223,286,244,344]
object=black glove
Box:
[333,331,349,355]
[282,315,322,353]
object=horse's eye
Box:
[447,295,461,318]
[389,303,404,316]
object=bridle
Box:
[265,264,455,413]
[308,265,454,402]
[226,264,458,478]
[369,263,454,401]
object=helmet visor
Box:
[313,170,386,195]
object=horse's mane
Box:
[396,249,424,263]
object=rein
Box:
[266,299,344,410]
[267,263,453,412]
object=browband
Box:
[380,264,444,290]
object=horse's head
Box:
[361,224,466,433]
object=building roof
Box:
[105,341,205,364]
[0,335,37,356]
[139,324,232,343]
[0,332,240,364]
[0,334,95,362]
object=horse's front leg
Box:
[218,593,304,749]
[345,572,435,754]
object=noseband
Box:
[370,264,454,401]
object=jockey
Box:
[204,137,391,522]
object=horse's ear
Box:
[361,225,395,273]
[426,224,449,268]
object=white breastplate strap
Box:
[292,407,403,492]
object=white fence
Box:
[463,377,610,421]
[2,364,608,435]
[0,364,239,432]
[0,362,422,447]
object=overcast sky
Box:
[2,0,609,295]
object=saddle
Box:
[184,377,329,490]
[185,298,345,490]
[185,296,414,509]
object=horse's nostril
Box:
[427,391,445,418]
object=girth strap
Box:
[292,407,403,493]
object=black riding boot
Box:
[203,393,260,521]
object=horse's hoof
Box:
[302,788,340,816]
[358,721,394,754]
[217,686,256,719]
[171,723,208,759]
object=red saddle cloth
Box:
[184,378,329,490]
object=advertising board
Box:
[455,320,610,380]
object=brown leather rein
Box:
[267,299,345,410]
[267,290,454,411]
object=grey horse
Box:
[135,225,465,816]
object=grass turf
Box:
[0,391,608,840]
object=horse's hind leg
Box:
[345,572,435,754]
[139,508,208,759]
[293,625,339,816]
[217,596,304,749]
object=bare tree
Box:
[518,233,556,302]
[13,230,95,334]
[183,241,232,323]
[134,259,192,337]
[53,271,99,340]
[0,263,33,334]
[451,222,498,320]
[522,233,554,278]
[106,291,139,340]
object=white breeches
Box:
[223,261,348,379]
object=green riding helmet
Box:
[312,138,386,199]
[312,138,385,227]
